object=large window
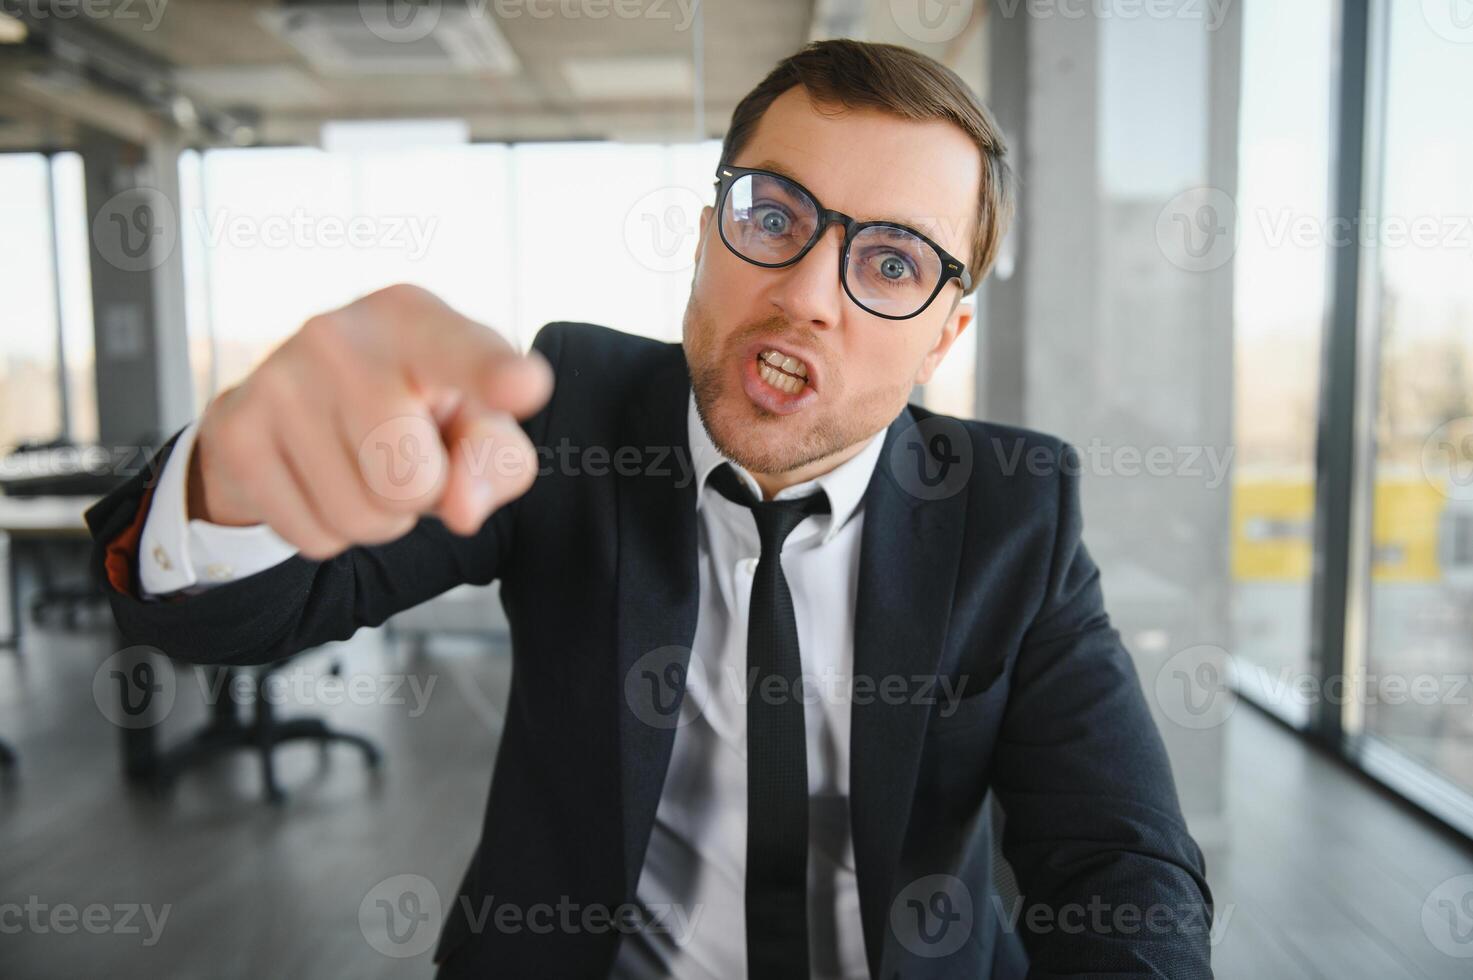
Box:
[181,140,722,410]
[1358,1,1473,799]
[0,154,61,450]
[1229,0,1335,723]
[0,152,94,451]
[1217,0,1473,836]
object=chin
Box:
[696,380,837,476]
[683,300,890,475]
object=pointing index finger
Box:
[389,290,553,419]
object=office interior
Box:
[1,1,1471,977]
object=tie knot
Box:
[705,463,831,555]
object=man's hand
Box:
[186,284,553,560]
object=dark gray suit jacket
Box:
[86,322,1214,979]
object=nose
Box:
[765,221,846,330]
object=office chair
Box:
[153,657,382,804]
[2,436,130,634]
[28,539,109,632]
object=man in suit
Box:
[88,38,1213,980]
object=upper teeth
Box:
[760,349,808,378]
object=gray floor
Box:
[1,610,1471,978]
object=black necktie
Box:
[705,462,831,980]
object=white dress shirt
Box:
[137,419,297,596]
[137,391,886,978]
[612,393,883,979]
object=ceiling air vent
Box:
[260,1,519,77]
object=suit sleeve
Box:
[84,322,567,668]
[988,441,1215,979]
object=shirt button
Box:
[204,563,234,582]
[152,545,172,571]
[739,557,758,575]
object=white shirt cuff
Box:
[138,419,299,596]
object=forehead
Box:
[732,85,981,259]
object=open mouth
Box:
[755,349,810,394]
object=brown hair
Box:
[722,38,1014,291]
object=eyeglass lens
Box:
[720,172,946,318]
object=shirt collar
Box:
[687,388,886,545]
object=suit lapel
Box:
[613,343,703,897]
[850,407,968,979]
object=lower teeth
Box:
[757,360,805,394]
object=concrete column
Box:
[980,0,1243,854]
[81,131,193,448]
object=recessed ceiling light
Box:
[0,13,28,44]
[562,56,693,101]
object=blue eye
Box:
[879,254,911,281]
[756,206,790,235]
[865,249,918,285]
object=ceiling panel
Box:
[0,0,816,149]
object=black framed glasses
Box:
[712,165,973,321]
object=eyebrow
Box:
[746,158,949,246]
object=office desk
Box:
[0,497,382,793]
[0,495,95,535]
[0,495,98,647]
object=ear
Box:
[693,205,714,267]
[914,296,974,386]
